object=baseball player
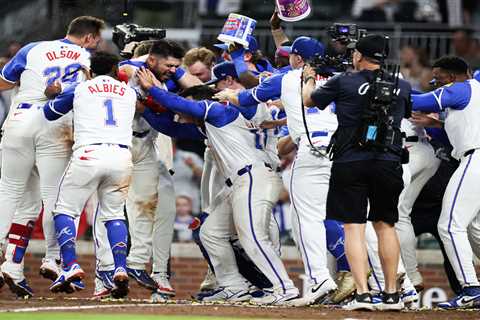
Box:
[93,39,201,298]
[395,113,441,291]
[0,16,104,295]
[136,69,300,304]
[411,56,480,309]
[193,62,284,302]
[44,52,136,298]
[216,37,358,306]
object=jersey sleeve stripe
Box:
[48,101,67,116]
[0,72,16,84]
[204,101,213,120]
[251,87,262,103]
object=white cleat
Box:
[151,272,175,296]
[200,267,217,292]
[201,287,251,303]
[250,288,300,306]
[289,278,337,307]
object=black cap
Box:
[350,34,389,61]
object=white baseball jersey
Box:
[44,75,137,148]
[119,57,174,169]
[244,103,281,169]
[280,69,337,145]
[0,39,90,108]
[412,79,480,159]
[205,112,265,179]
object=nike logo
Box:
[459,295,480,305]
[311,279,328,293]
[84,149,95,153]
[13,112,22,116]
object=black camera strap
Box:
[299,67,328,158]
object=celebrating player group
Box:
[0,11,479,313]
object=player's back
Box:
[1,39,90,106]
[72,76,136,149]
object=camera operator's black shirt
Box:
[311,69,412,163]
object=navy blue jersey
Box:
[311,69,412,162]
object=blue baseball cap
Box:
[214,35,259,53]
[286,36,325,60]
[205,62,238,85]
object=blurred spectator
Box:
[400,45,433,92]
[451,29,480,69]
[173,142,204,212]
[413,0,442,22]
[183,47,216,82]
[174,195,195,242]
[352,0,391,22]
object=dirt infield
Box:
[1,298,479,320]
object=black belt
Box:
[133,130,150,138]
[90,143,128,149]
[464,149,475,157]
[225,163,277,187]
[405,136,419,142]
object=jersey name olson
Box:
[45,50,82,61]
[88,83,127,96]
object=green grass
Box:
[0,313,256,320]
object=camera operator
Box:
[303,34,412,311]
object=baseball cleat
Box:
[49,263,85,293]
[250,288,299,306]
[377,292,404,311]
[2,273,33,298]
[126,267,156,290]
[111,267,129,299]
[401,289,419,305]
[151,272,175,296]
[437,286,480,309]
[331,271,356,304]
[151,290,169,303]
[200,287,251,302]
[61,279,86,294]
[93,277,111,299]
[96,270,115,290]
[39,258,60,281]
[343,292,375,311]
[199,268,217,292]
[289,278,337,306]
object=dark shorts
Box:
[326,160,404,225]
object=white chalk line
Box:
[0,301,277,313]
[0,303,197,313]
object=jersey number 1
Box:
[103,99,117,126]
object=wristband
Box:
[304,76,316,84]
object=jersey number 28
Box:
[43,63,82,85]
